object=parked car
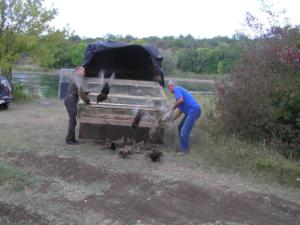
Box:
[0,75,12,109]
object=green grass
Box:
[193,93,300,188]
[197,131,300,187]
[255,158,300,186]
[0,160,34,191]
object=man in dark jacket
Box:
[64,66,85,145]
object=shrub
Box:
[12,83,32,102]
[215,26,300,158]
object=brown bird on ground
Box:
[147,149,163,162]
[119,146,133,158]
[112,136,126,148]
[132,109,145,129]
[97,82,110,104]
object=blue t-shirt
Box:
[174,86,201,114]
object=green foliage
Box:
[161,49,178,74]
[217,61,226,74]
[32,30,72,68]
[12,27,244,76]
[130,39,147,45]
[177,42,239,75]
[271,77,300,158]
[215,6,300,157]
[0,0,56,79]
[70,42,87,66]
[177,48,198,72]
[12,83,32,102]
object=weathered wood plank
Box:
[78,117,154,127]
[78,104,162,120]
[79,123,160,143]
[82,94,166,107]
[88,93,165,100]
[87,78,161,87]
[88,84,162,98]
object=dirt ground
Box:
[0,100,300,225]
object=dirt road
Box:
[0,101,299,225]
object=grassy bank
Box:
[0,160,34,191]
[194,94,300,188]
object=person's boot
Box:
[71,137,79,145]
[66,136,78,145]
[66,140,79,145]
[66,139,75,145]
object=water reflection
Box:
[12,72,59,99]
[11,72,215,100]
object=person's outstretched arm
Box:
[173,97,184,110]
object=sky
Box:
[44,0,300,39]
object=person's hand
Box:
[172,109,182,122]
[172,104,177,111]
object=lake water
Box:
[12,71,215,99]
[12,71,60,99]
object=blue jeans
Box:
[178,110,201,152]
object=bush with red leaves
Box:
[215,26,300,158]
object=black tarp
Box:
[82,41,164,86]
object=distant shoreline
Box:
[13,70,58,76]
[12,70,217,84]
[165,77,215,84]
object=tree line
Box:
[0,1,247,80]
[33,33,245,76]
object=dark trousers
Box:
[64,95,78,142]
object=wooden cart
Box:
[77,78,167,143]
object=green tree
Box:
[177,48,198,72]
[70,42,87,66]
[194,48,210,73]
[0,0,56,79]
[161,49,178,75]
[33,30,71,68]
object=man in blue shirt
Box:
[167,80,201,154]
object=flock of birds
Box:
[104,106,165,162]
[74,69,171,162]
[103,135,163,162]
